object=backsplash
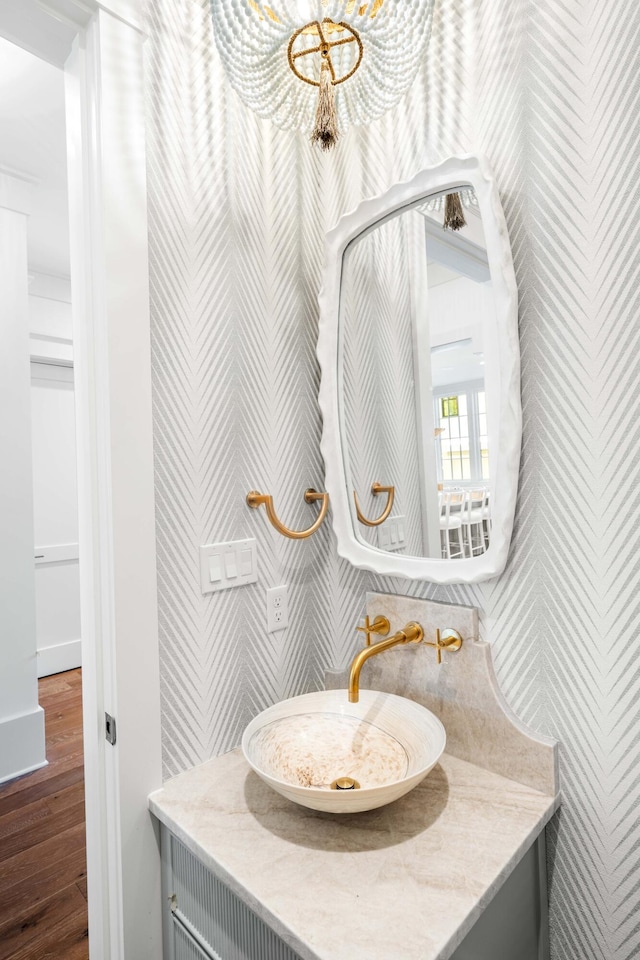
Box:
[145,1,640,957]
[326,591,557,796]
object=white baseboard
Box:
[0,706,47,784]
[37,638,82,678]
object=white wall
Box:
[29,290,73,339]
[28,281,81,677]
[145,1,640,956]
[429,276,492,352]
[0,173,46,783]
[31,361,81,675]
[0,36,79,688]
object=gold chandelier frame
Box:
[287,19,363,88]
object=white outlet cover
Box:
[267,585,288,633]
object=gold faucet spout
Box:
[348,621,424,702]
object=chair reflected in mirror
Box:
[439,491,465,559]
[461,489,487,557]
[439,488,491,559]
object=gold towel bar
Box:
[353,482,395,527]
[246,488,329,539]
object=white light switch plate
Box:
[377,515,407,552]
[199,538,257,593]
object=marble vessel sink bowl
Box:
[242,689,446,813]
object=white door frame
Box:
[0,2,163,957]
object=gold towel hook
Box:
[353,482,395,527]
[246,488,329,540]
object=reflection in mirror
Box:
[341,187,498,561]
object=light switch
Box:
[208,555,222,582]
[199,538,257,593]
[376,516,407,553]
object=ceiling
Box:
[430,338,485,389]
[0,35,69,277]
[422,204,489,288]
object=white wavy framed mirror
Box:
[317,155,521,583]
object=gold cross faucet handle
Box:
[424,628,464,664]
[356,615,391,647]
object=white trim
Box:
[29,271,72,302]
[38,0,145,34]
[30,336,74,366]
[317,155,521,584]
[37,638,82,677]
[34,542,79,563]
[0,706,47,784]
[0,0,143,68]
[0,759,48,785]
[0,163,39,185]
[0,2,162,958]
[65,7,163,958]
[423,218,491,282]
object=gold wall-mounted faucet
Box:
[348,621,424,702]
[424,628,463,664]
[355,614,390,646]
[347,620,464,702]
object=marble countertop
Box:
[149,747,559,960]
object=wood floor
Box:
[0,668,88,959]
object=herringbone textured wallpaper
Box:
[342,214,425,554]
[145,1,640,957]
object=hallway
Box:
[0,669,88,959]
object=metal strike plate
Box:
[105,712,117,745]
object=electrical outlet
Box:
[266,585,288,633]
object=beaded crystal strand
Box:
[211,0,436,144]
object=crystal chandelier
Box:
[211,0,435,150]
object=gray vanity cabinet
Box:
[161,825,549,960]
[161,825,303,960]
[451,833,550,960]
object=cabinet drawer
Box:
[162,826,303,960]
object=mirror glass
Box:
[318,157,520,582]
[340,187,500,562]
